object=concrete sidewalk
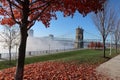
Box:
[96,55,120,80]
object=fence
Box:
[0,48,80,60]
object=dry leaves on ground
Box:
[0,61,108,80]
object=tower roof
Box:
[76,27,84,31]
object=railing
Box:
[0,48,80,60]
[0,41,113,61]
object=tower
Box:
[28,29,34,37]
[74,27,84,48]
[49,34,54,39]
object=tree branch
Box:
[29,1,52,15]
[10,1,22,9]
[29,0,39,5]
[30,3,47,13]
[0,6,11,17]
[27,20,36,31]
[0,33,7,41]
[29,3,50,25]
[30,0,46,5]
[15,0,23,5]
[7,0,21,25]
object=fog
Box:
[26,37,74,51]
[0,36,74,53]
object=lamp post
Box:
[49,44,50,54]
[109,31,113,55]
[64,43,65,51]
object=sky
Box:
[0,0,120,41]
[31,0,120,41]
[32,12,98,39]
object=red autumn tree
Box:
[88,42,103,49]
[88,42,94,49]
[97,42,103,48]
[0,0,105,80]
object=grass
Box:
[0,49,119,70]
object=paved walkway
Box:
[96,55,120,80]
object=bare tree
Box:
[0,25,20,63]
[92,2,116,58]
[112,19,120,54]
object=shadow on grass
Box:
[104,57,111,60]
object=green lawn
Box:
[0,49,119,70]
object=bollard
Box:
[0,54,1,59]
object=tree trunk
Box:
[115,42,118,54]
[9,32,12,64]
[103,38,106,58]
[9,45,11,64]
[15,27,28,80]
[15,1,29,79]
